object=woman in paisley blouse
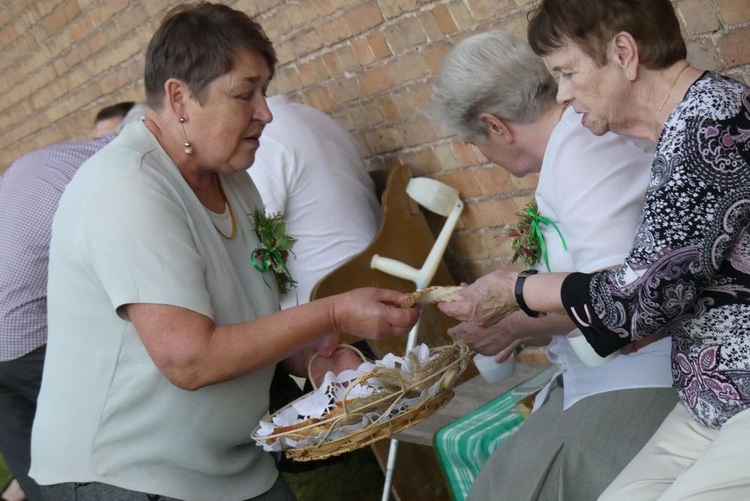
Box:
[439,0,750,498]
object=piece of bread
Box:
[399,286,464,308]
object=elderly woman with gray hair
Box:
[439,0,750,499]
[430,30,675,501]
[29,3,418,500]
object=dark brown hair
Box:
[527,0,686,69]
[94,102,135,123]
[144,2,276,109]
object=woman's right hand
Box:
[331,287,420,340]
[438,269,519,327]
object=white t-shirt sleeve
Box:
[549,130,652,274]
[79,175,213,319]
[249,138,294,217]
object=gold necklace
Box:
[558,102,569,122]
[214,179,237,239]
[656,63,690,113]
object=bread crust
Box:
[399,285,464,308]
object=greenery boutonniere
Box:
[506,200,567,272]
[251,208,298,295]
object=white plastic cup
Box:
[566,329,620,368]
[473,353,516,383]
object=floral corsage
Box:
[506,200,567,272]
[251,208,298,295]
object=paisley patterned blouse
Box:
[561,72,750,429]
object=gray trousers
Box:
[0,345,46,501]
[468,382,679,501]
[41,476,296,501]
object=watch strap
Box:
[514,269,546,318]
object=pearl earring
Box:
[179,117,193,155]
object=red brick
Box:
[290,28,323,58]
[399,147,441,175]
[345,2,383,35]
[383,23,411,54]
[717,26,750,67]
[315,0,350,17]
[466,0,498,22]
[368,32,391,60]
[423,42,452,75]
[390,52,429,85]
[352,38,375,66]
[285,3,318,30]
[326,76,361,104]
[301,86,335,111]
[451,231,489,260]
[437,169,482,198]
[318,16,352,47]
[451,140,481,168]
[334,45,360,73]
[431,5,458,35]
[297,59,331,87]
[364,126,403,153]
[255,0,284,11]
[432,143,458,170]
[476,166,517,197]
[362,101,385,125]
[400,115,439,148]
[418,11,443,42]
[344,103,370,129]
[394,17,427,48]
[359,65,394,96]
[676,0,721,36]
[42,0,81,33]
[263,9,292,41]
[686,39,723,71]
[715,0,750,26]
[493,197,523,227]
[478,199,509,228]
[449,3,474,29]
[461,202,485,230]
[233,0,261,17]
[499,15,531,41]
[377,95,400,122]
[409,84,431,113]
[379,0,420,19]
[274,43,297,66]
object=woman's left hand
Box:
[438,269,519,327]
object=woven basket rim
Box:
[252,343,471,460]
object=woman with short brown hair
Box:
[29,4,418,500]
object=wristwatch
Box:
[514,269,547,318]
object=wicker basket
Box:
[252,343,471,461]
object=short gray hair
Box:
[430,31,557,139]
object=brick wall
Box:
[1,0,748,282]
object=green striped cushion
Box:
[434,391,525,501]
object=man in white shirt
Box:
[430,30,677,500]
[250,95,381,309]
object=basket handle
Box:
[307,343,368,390]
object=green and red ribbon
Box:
[507,200,567,272]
